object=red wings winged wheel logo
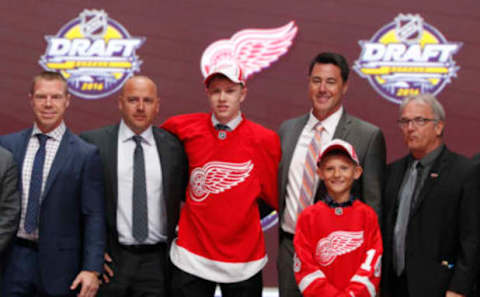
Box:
[201,21,298,81]
[189,161,254,202]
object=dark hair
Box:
[308,52,349,82]
[30,71,68,95]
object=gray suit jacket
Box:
[0,146,20,253]
[278,110,386,224]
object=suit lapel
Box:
[411,147,448,216]
[152,127,169,200]
[106,125,119,214]
[391,158,409,210]
[18,128,33,194]
[42,129,73,199]
[282,115,308,175]
[333,111,351,139]
[280,115,309,201]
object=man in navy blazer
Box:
[0,71,105,297]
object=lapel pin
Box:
[335,207,343,216]
[430,173,439,178]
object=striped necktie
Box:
[297,123,323,214]
[283,123,323,232]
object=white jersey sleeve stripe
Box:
[298,270,326,293]
[351,275,376,297]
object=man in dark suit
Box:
[0,71,105,297]
[473,154,480,163]
[382,93,480,297]
[0,147,20,254]
[0,146,21,295]
[277,52,386,297]
[472,154,480,297]
[80,75,188,297]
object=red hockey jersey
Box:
[294,200,382,297]
[162,113,281,282]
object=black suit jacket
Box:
[382,147,480,297]
[473,153,480,163]
[80,125,188,259]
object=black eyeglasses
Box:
[397,117,438,128]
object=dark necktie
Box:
[25,134,49,233]
[132,135,148,243]
[410,162,424,212]
[215,124,230,131]
[394,160,423,275]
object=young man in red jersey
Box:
[162,61,281,297]
[294,139,382,297]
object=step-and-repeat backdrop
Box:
[1,0,479,286]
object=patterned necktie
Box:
[297,123,323,214]
[25,134,49,233]
[283,124,323,232]
[132,135,148,243]
[394,160,422,275]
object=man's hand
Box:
[70,270,100,297]
[102,253,114,283]
[446,290,465,297]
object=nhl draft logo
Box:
[188,161,253,202]
[315,231,364,266]
[354,14,462,104]
[39,9,145,100]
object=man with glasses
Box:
[381,93,480,297]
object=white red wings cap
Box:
[204,60,245,87]
[318,139,359,165]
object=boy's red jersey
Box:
[294,199,383,297]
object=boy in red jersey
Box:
[162,61,281,297]
[294,139,382,297]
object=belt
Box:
[280,230,294,241]
[119,242,166,254]
[15,237,38,250]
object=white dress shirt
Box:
[281,106,343,234]
[211,112,243,130]
[117,120,165,245]
[18,122,66,240]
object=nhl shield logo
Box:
[395,14,423,44]
[79,9,108,39]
